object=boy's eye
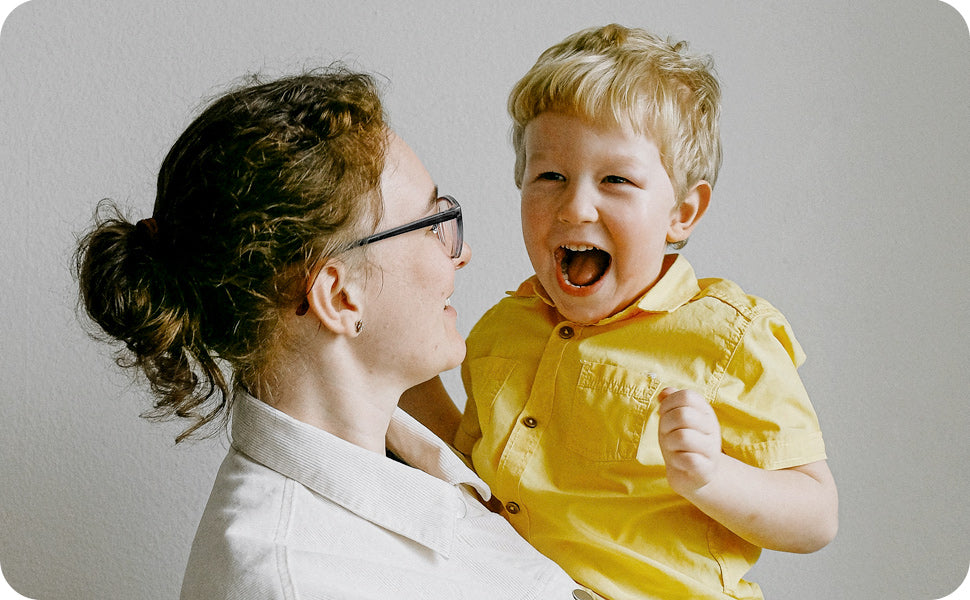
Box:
[603,175,630,184]
[537,171,565,182]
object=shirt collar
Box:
[512,254,701,325]
[230,390,489,557]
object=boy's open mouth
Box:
[556,244,611,287]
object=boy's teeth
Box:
[444,297,451,307]
[558,244,611,287]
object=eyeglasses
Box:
[296,195,463,315]
[350,195,463,259]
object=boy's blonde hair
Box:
[509,24,722,203]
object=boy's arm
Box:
[658,388,839,553]
[399,376,462,443]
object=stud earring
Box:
[355,320,363,333]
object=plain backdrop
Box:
[1,1,968,599]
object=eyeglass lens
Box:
[436,197,462,259]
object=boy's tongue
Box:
[562,248,610,287]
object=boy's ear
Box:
[667,180,711,243]
[304,260,364,336]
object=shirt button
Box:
[559,325,575,339]
[522,416,538,428]
[505,501,521,514]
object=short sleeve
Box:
[454,359,483,456]
[455,306,498,456]
[712,308,827,470]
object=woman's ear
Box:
[304,260,364,336]
[667,180,711,244]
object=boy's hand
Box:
[657,387,723,496]
[656,387,839,552]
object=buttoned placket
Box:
[494,320,582,531]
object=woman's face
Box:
[359,132,471,386]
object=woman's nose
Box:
[453,241,471,269]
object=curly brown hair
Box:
[75,67,388,442]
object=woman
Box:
[76,68,596,599]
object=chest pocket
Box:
[563,361,662,462]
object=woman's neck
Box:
[254,348,403,454]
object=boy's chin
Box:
[552,298,614,326]
[535,277,611,325]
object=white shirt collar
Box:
[230,390,491,557]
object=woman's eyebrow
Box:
[406,187,438,222]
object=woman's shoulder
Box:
[180,450,291,598]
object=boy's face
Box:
[519,111,705,325]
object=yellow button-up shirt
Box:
[456,255,827,600]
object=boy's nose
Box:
[557,186,598,224]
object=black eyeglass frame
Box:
[297,196,463,316]
[349,194,463,259]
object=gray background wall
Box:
[1,1,968,599]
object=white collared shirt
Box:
[180,391,590,600]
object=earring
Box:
[355,320,363,333]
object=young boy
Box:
[404,23,837,600]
